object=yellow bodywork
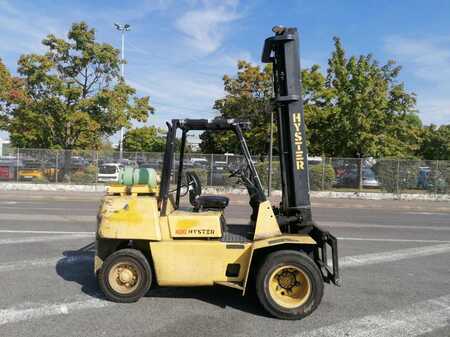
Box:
[18,167,59,180]
[150,240,251,286]
[168,210,222,238]
[254,201,281,240]
[96,191,317,293]
[98,195,161,240]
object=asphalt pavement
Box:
[0,190,449,337]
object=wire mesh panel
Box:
[0,147,19,181]
[331,158,359,189]
[0,147,447,195]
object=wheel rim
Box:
[268,265,311,309]
[108,261,141,295]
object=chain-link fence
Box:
[0,148,448,194]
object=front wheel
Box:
[98,248,152,303]
[256,250,324,320]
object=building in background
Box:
[0,138,10,157]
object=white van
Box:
[98,163,123,183]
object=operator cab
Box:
[185,171,229,211]
[159,118,267,241]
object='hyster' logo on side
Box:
[293,112,304,170]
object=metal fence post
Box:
[358,157,363,191]
[210,154,214,186]
[95,150,99,184]
[434,160,439,194]
[321,156,326,191]
[396,159,400,195]
[55,151,59,183]
[16,148,20,183]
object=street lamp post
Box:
[114,23,131,160]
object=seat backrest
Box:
[186,171,202,206]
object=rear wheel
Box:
[98,248,152,303]
[256,250,323,320]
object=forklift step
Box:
[214,281,244,291]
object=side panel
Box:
[242,234,316,294]
[253,201,281,240]
[150,241,252,286]
[168,210,222,238]
[98,196,161,240]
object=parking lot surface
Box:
[0,191,449,337]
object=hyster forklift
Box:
[95,26,340,320]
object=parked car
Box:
[98,163,123,183]
[190,157,209,168]
[362,168,380,188]
[417,166,431,189]
[0,159,18,181]
[335,168,380,188]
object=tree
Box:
[123,127,166,153]
[417,124,450,160]
[200,60,273,154]
[0,58,26,129]
[200,40,419,159]
[301,64,336,155]
[0,22,153,150]
[320,37,419,158]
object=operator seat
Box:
[186,172,229,211]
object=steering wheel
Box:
[185,172,202,207]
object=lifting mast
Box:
[262,26,313,226]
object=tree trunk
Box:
[63,149,72,182]
[357,157,363,190]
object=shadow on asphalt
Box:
[55,243,269,318]
[56,242,104,299]
[146,285,269,318]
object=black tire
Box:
[256,250,324,320]
[98,248,152,303]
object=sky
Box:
[1,0,450,143]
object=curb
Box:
[0,183,448,202]
[0,183,106,193]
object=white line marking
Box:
[295,294,450,337]
[339,237,450,243]
[0,298,110,326]
[0,255,93,272]
[0,213,94,223]
[0,230,94,235]
[324,221,450,231]
[340,243,450,268]
[0,234,94,245]
[407,211,449,216]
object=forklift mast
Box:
[262,26,312,225]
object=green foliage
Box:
[0,22,153,150]
[255,161,281,190]
[319,37,419,158]
[201,38,421,160]
[123,127,166,152]
[70,164,97,184]
[33,174,50,184]
[417,124,450,160]
[200,61,273,154]
[0,58,25,129]
[309,163,336,191]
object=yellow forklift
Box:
[95,26,340,320]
